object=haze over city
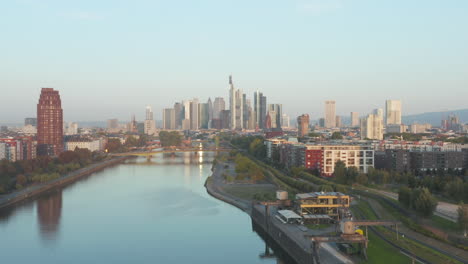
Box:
[2,0,468,123]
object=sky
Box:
[1,0,467,123]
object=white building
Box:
[361,114,383,140]
[409,123,432,134]
[281,114,290,128]
[385,100,402,125]
[229,76,243,130]
[324,100,336,128]
[65,139,102,152]
[22,125,37,135]
[0,143,6,160]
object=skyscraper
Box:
[268,104,282,129]
[213,97,225,119]
[163,108,176,130]
[174,102,183,130]
[335,116,342,128]
[324,100,336,128]
[198,103,209,129]
[144,106,156,135]
[229,76,243,130]
[254,90,267,129]
[281,114,290,128]
[207,98,213,129]
[37,88,63,156]
[350,112,359,127]
[190,99,199,130]
[360,114,383,140]
[297,114,310,137]
[385,100,402,125]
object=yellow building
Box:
[295,192,350,218]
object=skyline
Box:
[2,0,468,122]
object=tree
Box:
[413,188,437,217]
[345,166,359,185]
[398,186,412,208]
[334,161,347,184]
[457,203,468,236]
[356,173,368,185]
[320,185,334,192]
[106,138,123,153]
[291,167,305,178]
[331,132,343,140]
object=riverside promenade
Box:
[0,156,128,210]
[205,160,353,264]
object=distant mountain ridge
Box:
[402,109,468,126]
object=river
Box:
[0,152,289,263]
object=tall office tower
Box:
[373,108,384,120]
[25,118,37,127]
[146,106,153,120]
[163,108,176,130]
[228,76,243,130]
[190,99,199,130]
[220,110,231,129]
[242,94,250,129]
[37,88,63,156]
[360,114,383,140]
[174,102,183,130]
[182,100,191,130]
[198,103,209,129]
[281,114,290,128]
[385,100,402,125]
[107,119,119,130]
[254,90,267,129]
[350,112,359,127]
[207,98,213,129]
[319,118,325,128]
[268,104,282,129]
[213,97,225,119]
[244,99,255,130]
[335,116,342,128]
[144,106,156,135]
[324,100,336,128]
[297,114,310,137]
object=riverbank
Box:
[0,156,130,210]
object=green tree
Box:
[457,203,468,234]
[331,132,343,140]
[345,166,359,185]
[398,186,412,208]
[413,188,437,217]
[320,185,334,192]
[356,173,368,185]
[334,160,347,184]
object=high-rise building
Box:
[190,99,199,130]
[143,106,156,135]
[163,108,176,130]
[25,118,37,127]
[207,98,213,129]
[220,110,231,129]
[37,88,63,156]
[361,114,383,140]
[385,100,402,125]
[229,76,243,130]
[350,112,359,127]
[324,100,336,128]
[254,90,267,129]
[174,102,183,130]
[268,104,282,129]
[297,114,310,137]
[336,116,342,128]
[198,103,209,129]
[213,97,225,119]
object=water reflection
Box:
[37,190,62,240]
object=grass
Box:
[361,231,412,264]
[351,203,411,264]
[430,215,459,232]
[223,185,276,201]
[355,200,463,264]
[305,223,331,230]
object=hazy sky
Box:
[1,0,467,123]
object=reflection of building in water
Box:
[37,190,62,240]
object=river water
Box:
[0,152,288,264]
